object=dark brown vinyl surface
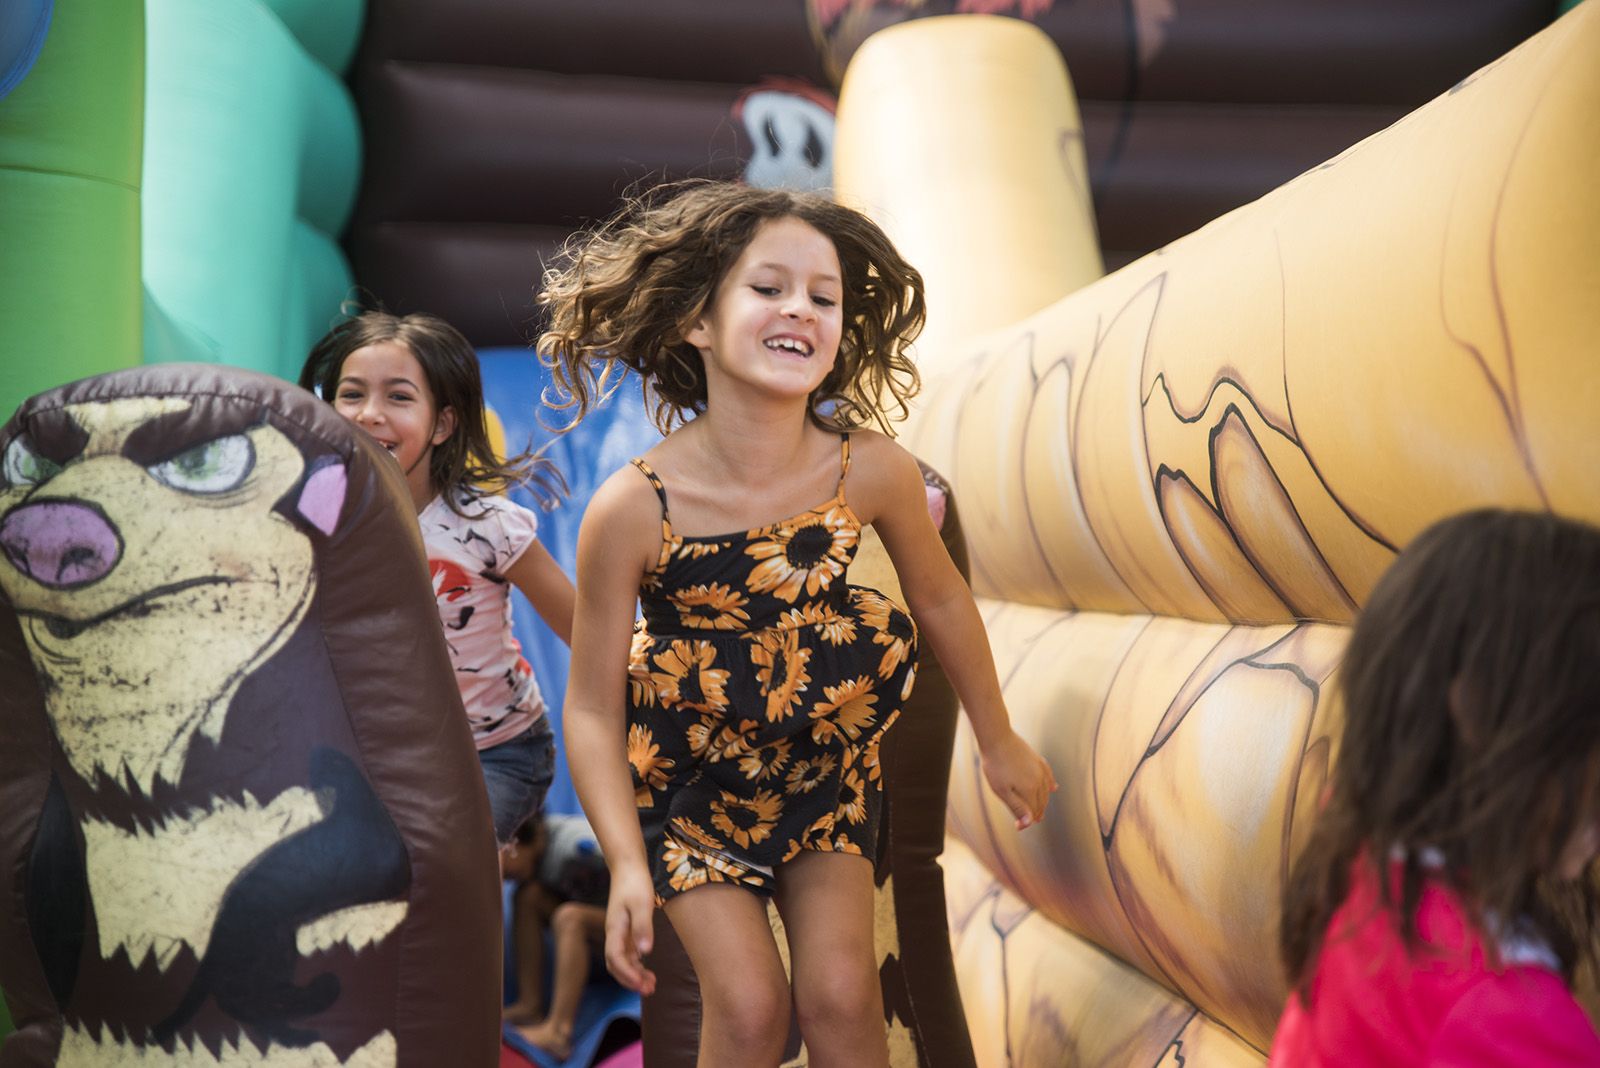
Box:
[346,0,1551,349]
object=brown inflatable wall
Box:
[347,0,832,346]
[345,0,1551,344]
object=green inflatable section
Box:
[142,0,360,381]
[0,0,143,416]
[261,0,367,73]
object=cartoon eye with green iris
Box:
[149,434,255,493]
[2,437,63,488]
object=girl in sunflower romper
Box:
[626,435,916,899]
[540,182,1057,1066]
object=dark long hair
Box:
[1281,509,1600,994]
[537,180,925,435]
[300,310,564,513]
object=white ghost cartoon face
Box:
[738,86,837,193]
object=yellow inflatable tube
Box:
[844,7,1599,624]
[835,3,1599,1062]
[833,16,1103,376]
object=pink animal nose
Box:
[0,500,123,588]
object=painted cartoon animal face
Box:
[0,397,341,795]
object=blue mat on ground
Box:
[477,349,661,817]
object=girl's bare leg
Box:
[776,852,888,1068]
[663,883,791,1068]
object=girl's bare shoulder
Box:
[843,428,922,523]
[580,462,665,567]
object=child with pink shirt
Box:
[301,311,575,858]
[1272,509,1600,1066]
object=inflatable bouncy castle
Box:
[2,1,1597,1065]
[832,6,1600,1063]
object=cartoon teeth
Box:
[81,788,327,969]
[296,901,408,956]
[58,1024,398,1067]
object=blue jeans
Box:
[478,717,555,845]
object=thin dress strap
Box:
[630,459,677,571]
[630,458,671,514]
[837,433,851,501]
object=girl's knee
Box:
[703,969,790,1048]
[550,901,588,936]
[793,961,879,1035]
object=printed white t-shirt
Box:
[419,492,545,750]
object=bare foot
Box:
[516,1019,573,1061]
[503,1000,544,1026]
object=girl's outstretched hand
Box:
[980,728,1058,830]
[603,864,657,995]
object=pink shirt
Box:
[419,492,545,750]
[1270,860,1600,1067]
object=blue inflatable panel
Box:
[0,0,50,102]
[478,349,662,817]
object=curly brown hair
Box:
[1280,509,1600,996]
[537,181,926,435]
[300,310,564,513]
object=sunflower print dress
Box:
[625,434,918,903]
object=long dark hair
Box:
[300,310,563,512]
[537,180,925,435]
[1281,509,1600,994]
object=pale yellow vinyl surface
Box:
[833,3,1599,1062]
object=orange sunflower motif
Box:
[809,674,879,745]
[778,601,857,645]
[817,833,864,857]
[628,629,658,708]
[835,766,869,825]
[672,818,726,854]
[673,582,751,631]
[738,737,793,783]
[749,629,812,722]
[628,723,674,806]
[785,753,838,795]
[651,640,730,713]
[662,840,712,894]
[668,822,760,883]
[745,509,857,603]
[709,789,783,848]
[857,591,916,678]
[782,810,839,862]
[862,737,883,785]
[675,539,724,560]
[687,713,761,763]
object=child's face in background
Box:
[686,215,845,406]
[333,341,455,508]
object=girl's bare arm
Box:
[565,470,661,991]
[855,434,1057,827]
[504,539,575,646]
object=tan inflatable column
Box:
[832,15,1103,382]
